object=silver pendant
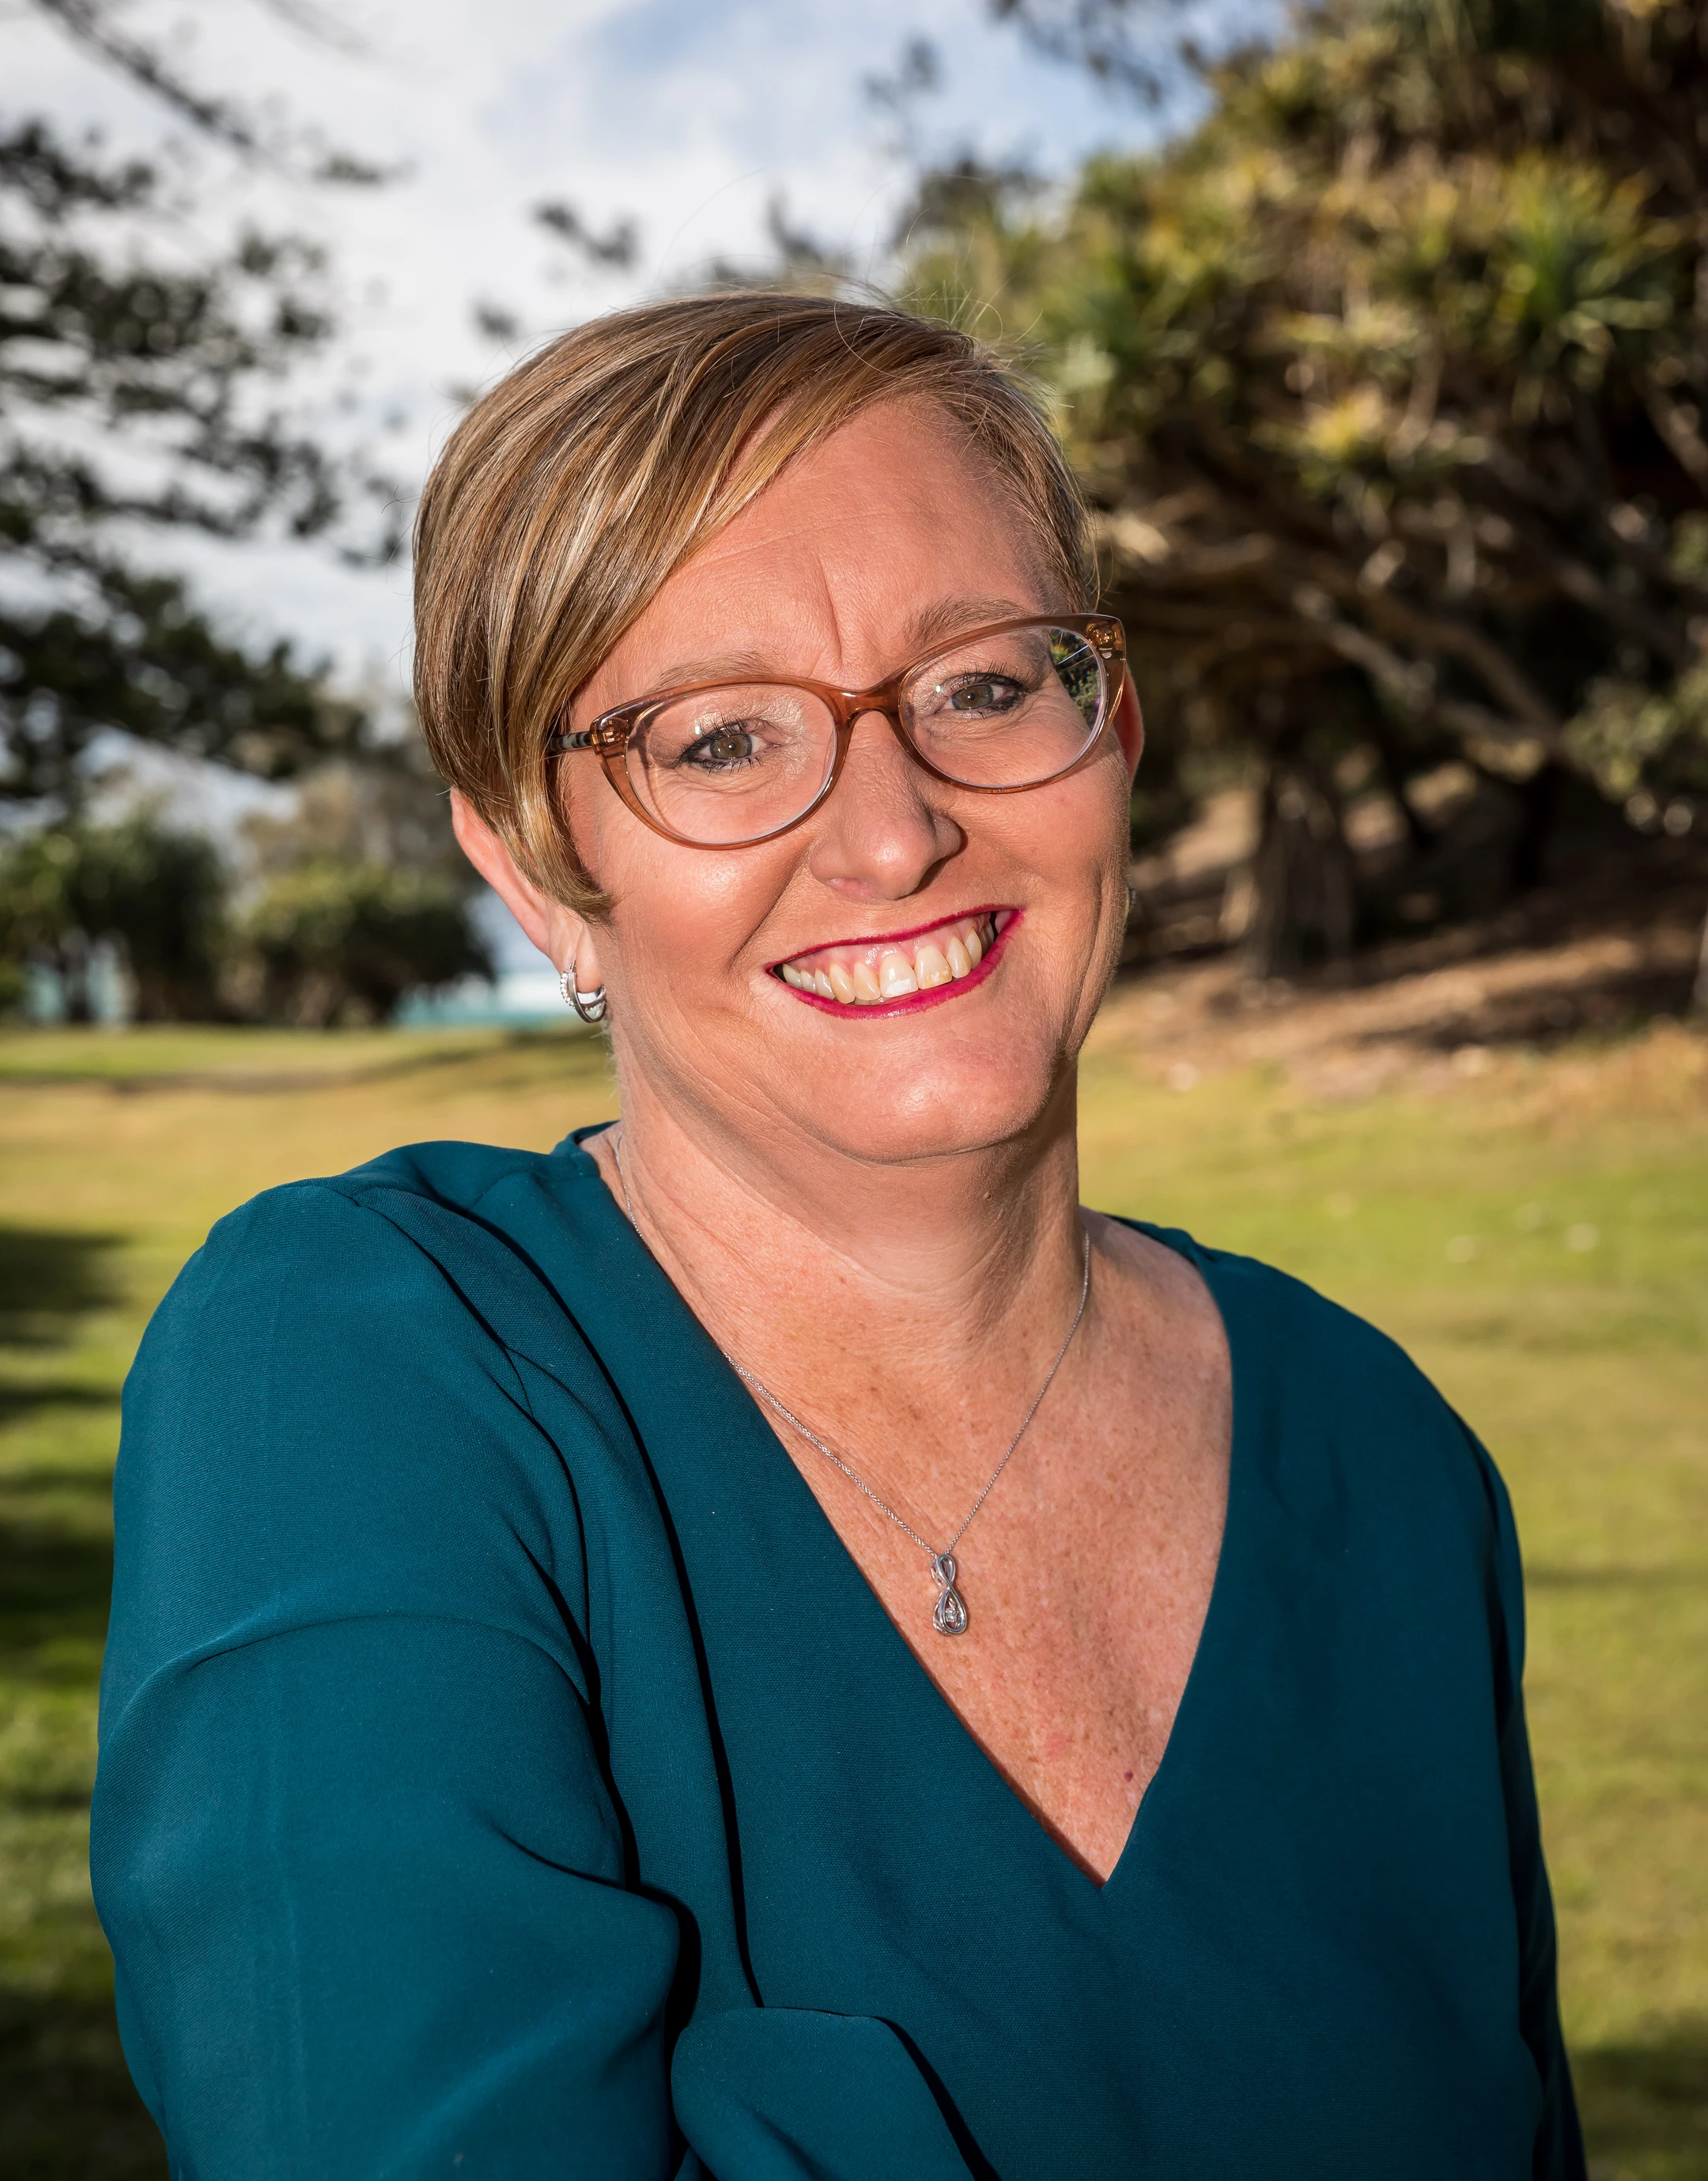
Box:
[931,1553,969,1637]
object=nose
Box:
[805,707,964,902]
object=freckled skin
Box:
[455,399,1230,1884]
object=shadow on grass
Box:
[0,1988,163,2181]
[0,1219,163,2175]
[0,1507,119,1654]
[1577,2020,1708,2179]
[0,1385,118,1428]
[0,1219,125,1445]
[1529,1565,1707,1593]
[0,1229,123,1350]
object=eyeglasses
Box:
[546,613,1127,849]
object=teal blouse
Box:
[93,1128,1585,2179]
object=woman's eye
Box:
[945,674,1026,715]
[684,726,759,769]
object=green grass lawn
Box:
[1,1012,1703,2178]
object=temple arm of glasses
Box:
[545,729,594,754]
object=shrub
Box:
[236,861,493,1026]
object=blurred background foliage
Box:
[0,0,392,807]
[0,815,224,1022]
[0,0,482,1026]
[894,0,1708,973]
[5,0,1707,1009]
[0,775,490,1029]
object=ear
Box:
[450,790,597,981]
[1112,669,1144,784]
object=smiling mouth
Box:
[770,907,1017,1011]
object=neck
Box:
[604,1062,1091,1482]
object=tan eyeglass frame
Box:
[544,614,1128,849]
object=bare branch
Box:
[1299,557,1565,736]
[30,0,264,154]
[533,201,640,271]
[25,0,393,180]
[1645,383,1708,500]
[256,0,371,58]
[987,0,1188,103]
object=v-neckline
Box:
[764,1215,1248,1905]
[560,1132,1246,1907]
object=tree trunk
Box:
[1692,898,1708,1015]
[59,933,94,1023]
[1242,760,1358,981]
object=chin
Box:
[778,1030,1070,1166]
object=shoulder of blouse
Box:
[101,1135,643,1732]
[1136,1221,1529,1689]
[173,1129,622,1370]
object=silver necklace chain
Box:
[607,1125,1092,1636]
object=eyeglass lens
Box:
[625,623,1107,845]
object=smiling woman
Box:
[91,296,1585,2181]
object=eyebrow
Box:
[899,595,1044,656]
[625,596,1051,703]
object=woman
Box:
[93,295,1584,2179]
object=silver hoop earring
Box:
[558,970,607,1024]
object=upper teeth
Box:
[777,913,998,1004]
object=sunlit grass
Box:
[1,1014,1703,2176]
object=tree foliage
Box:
[0,809,226,1018]
[1,2,394,816]
[0,789,493,1026]
[236,863,493,1027]
[903,0,1708,966]
[0,5,486,1022]
[988,0,1212,103]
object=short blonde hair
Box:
[413,292,1092,914]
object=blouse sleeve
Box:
[92,1181,686,2180]
[1478,1445,1589,2181]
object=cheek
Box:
[593,827,799,1000]
[987,752,1132,896]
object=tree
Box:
[236,863,493,1027]
[0,2,497,1026]
[901,0,1708,971]
[241,747,478,894]
[2,2,395,820]
[0,810,226,1019]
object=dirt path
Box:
[1090,907,1706,1101]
